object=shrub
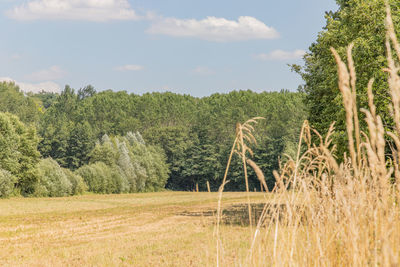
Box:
[117,141,147,192]
[111,166,130,194]
[143,146,169,192]
[76,162,127,194]
[83,133,168,194]
[0,169,16,198]
[63,168,86,195]
[35,158,72,197]
[76,163,101,193]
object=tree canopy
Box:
[295,0,400,155]
[37,86,306,191]
[0,78,306,195]
[0,112,41,195]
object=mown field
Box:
[0,192,266,266]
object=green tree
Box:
[79,90,140,136]
[66,121,95,169]
[82,132,169,193]
[76,162,120,194]
[35,158,73,197]
[295,0,400,155]
[62,168,86,195]
[77,85,96,101]
[143,126,197,190]
[0,169,16,198]
[39,86,96,169]
[0,113,41,195]
[0,82,42,124]
[37,86,306,192]
[30,91,58,109]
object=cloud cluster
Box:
[7,0,140,21]
[255,49,306,61]
[0,77,61,93]
[6,1,279,42]
[25,65,66,81]
[148,16,279,42]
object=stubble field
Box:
[0,192,266,266]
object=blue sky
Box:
[0,0,338,96]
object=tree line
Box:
[3,0,398,198]
[0,81,306,197]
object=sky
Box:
[0,0,339,96]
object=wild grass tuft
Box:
[216,2,400,266]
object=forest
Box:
[0,82,306,197]
[1,0,399,199]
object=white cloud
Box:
[192,66,215,75]
[7,0,140,21]
[115,64,144,71]
[147,16,279,42]
[25,65,66,81]
[0,77,61,93]
[255,49,306,61]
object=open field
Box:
[0,192,266,266]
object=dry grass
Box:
[214,3,400,266]
[0,192,269,266]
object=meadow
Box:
[0,192,266,266]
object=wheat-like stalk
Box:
[215,117,264,266]
[217,2,400,266]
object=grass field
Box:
[0,192,266,266]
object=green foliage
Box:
[89,134,118,166]
[0,82,42,124]
[34,158,86,197]
[29,91,58,109]
[37,84,305,192]
[66,122,95,169]
[0,169,16,198]
[85,132,169,193]
[35,158,73,197]
[0,112,41,195]
[143,126,198,190]
[76,162,127,194]
[63,168,86,195]
[38,86,95,169]
[177,90,306,191]
[79,90,140,136]
[296,0,400,156]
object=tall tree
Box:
[39,86,96,168]
[295,0,400,155]
[0,113,41,195]
[0,82,42,124]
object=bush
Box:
[86,132,169,193]
[117,141,147,192]
[63,168,86,195]
[0,169,16,198]
[75,164,100,193]
[76,162,128,194]
[35,158,72,197]
[111,166,130,194]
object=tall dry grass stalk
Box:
[215,117,264,266]
[217,3,400,266]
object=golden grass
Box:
[214,3,400,266]
[0,192,267,266]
